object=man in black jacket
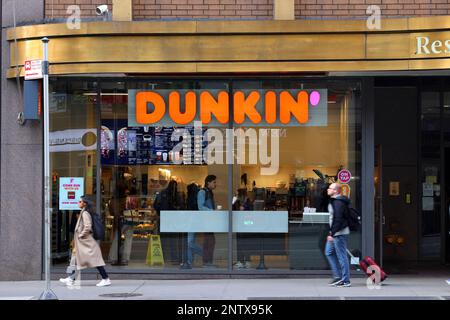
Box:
[325,183,351,287]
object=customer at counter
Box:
[154,180,182,263]
[198,175,217,267]
[233,197,253,269]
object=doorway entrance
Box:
[374,86,419,269]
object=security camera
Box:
[96,5,109,16]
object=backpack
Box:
[187,184,210,210]
[89,212,105,241]
[187,184,200,210]
[153,190,171,214]
[345,205,361,232]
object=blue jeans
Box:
[186,233,203,265]
[325,234,350,283]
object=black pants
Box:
[69,266,108,280]
[202,233,216,264]
[97,266,109,279]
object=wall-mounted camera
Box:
[96,5,111,21]
[96,5,109,16]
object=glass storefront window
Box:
[100,80,231,270]
[49,79,98,263]
[231,80,361,270]
[418,83,450,263]
[50,78,362,272]
[420,91,441,259]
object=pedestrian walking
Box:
[325,183,352,287]
[60,195,111,287]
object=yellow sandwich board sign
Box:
[146,235,165,266]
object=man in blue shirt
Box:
[198,175,217,267]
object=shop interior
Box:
[50,80,361,272]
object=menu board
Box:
[154,126,207,165]
[101,120,206,165]
[126,126,154,165]
[153,127,175,164]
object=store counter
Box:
[160,210,288,233]
[288,212,330,270]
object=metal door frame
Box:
[375,144,384,267]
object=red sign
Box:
[24,59,43,80]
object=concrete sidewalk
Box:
[0,275,450,300]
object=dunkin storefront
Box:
[4,17,450,278]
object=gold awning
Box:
[7,16,450,78]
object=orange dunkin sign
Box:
[128,89,327,127]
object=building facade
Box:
[1,0,450,280]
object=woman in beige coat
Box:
[60,195,111,287]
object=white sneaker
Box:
[244,261,251,269]
[96,278,111,287]
[59,277,74,285]
[446,279,450,285]
[234,261,244,269]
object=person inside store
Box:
[107,170,130,264]
[60,195,111,287]
[154,179,182,264]
[182,182,203,269]
[108,186,133,265]
[325,183,351,287]
[120,187,139,265]
[233,197,253,269]
[198,175,217,267]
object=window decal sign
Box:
[59,177,84,210]
[338,169,352,184]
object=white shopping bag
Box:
[346,249,360,265]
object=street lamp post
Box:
[39,37,58,300]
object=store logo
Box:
[50,129,97,153]
[134,90,323,126]
[128,89,327,175]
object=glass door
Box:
[49,79,99,266]
[419,91,442,260]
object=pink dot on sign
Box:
[310,91,320,106]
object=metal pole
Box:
[228,81,233,272]
[39,37,58,300]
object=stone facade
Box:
[1,0,45,280]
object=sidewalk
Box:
[0,275,449,300]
